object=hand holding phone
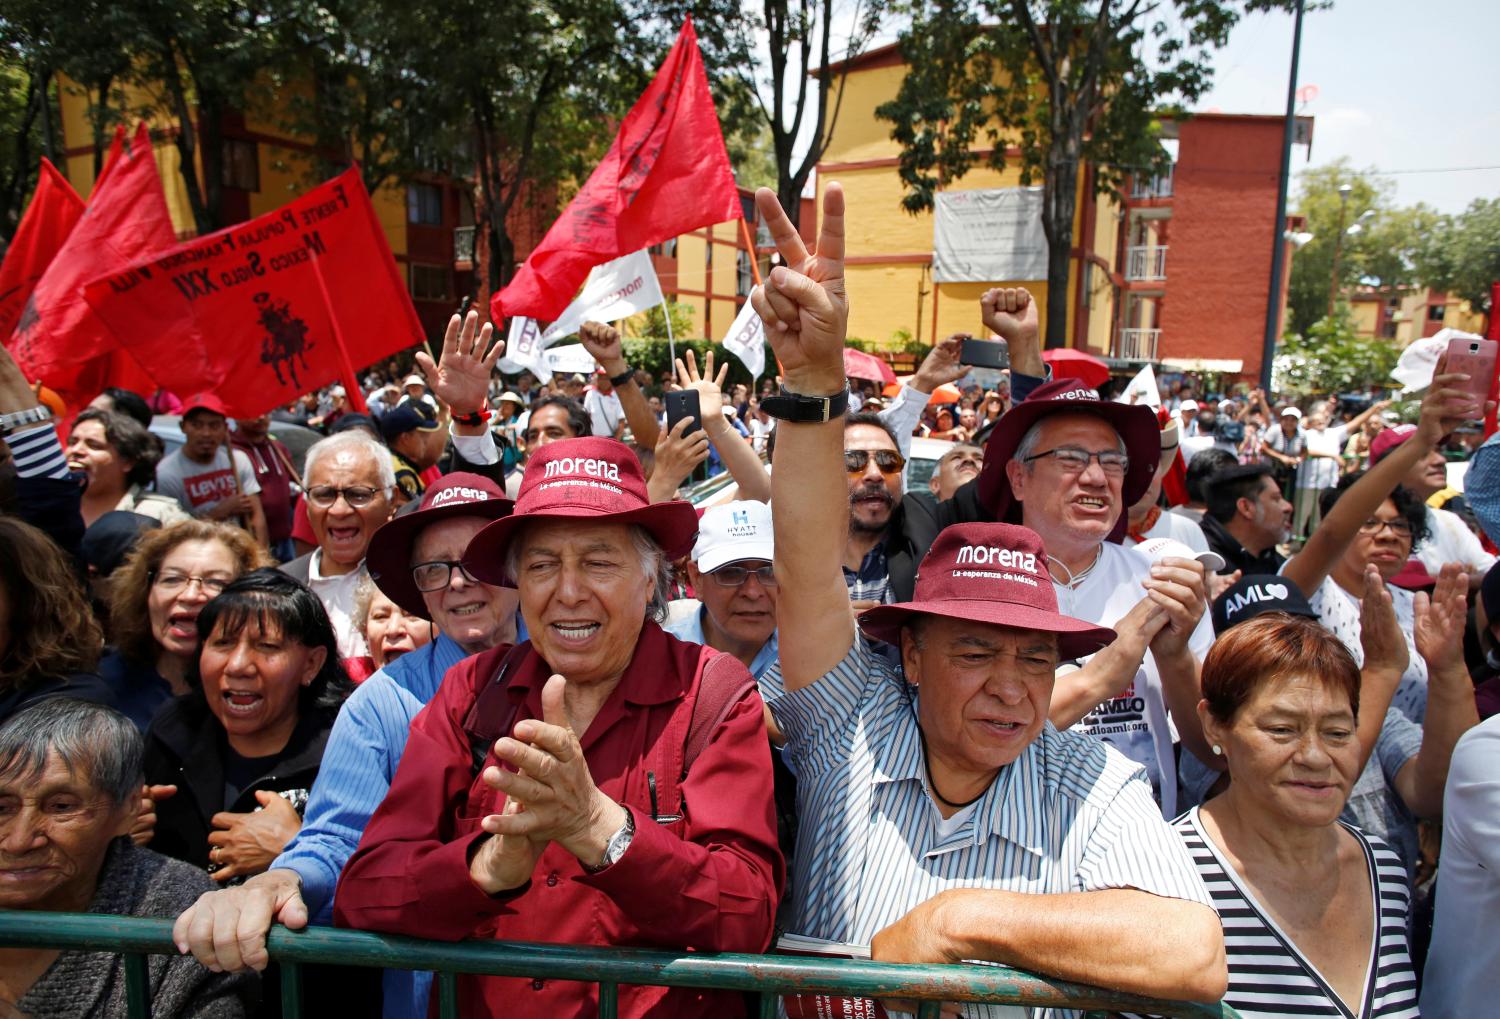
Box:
[665,389,703,436]
[1445,336,1498,419]
[959,335,1010,370]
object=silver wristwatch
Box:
[584,808,635,873]
[0,405,52,436]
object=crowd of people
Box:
[0,183,1497,1019]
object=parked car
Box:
[148,416,323,477]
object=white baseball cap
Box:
[1179,399,1199,412]
[1280,406,1302,419]
[692,500,774,573]
[403,374,425,388]
[1135,536,1226,575]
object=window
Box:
[1427,304,1447,323]
[221,139,259,192]
[737,251,753,297]
[648,239,677,257]
[409,264,449,302]
[407,183,443,226]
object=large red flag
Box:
[0,159,85,339]
[6,124,176,411]
[492,17,742,323]
[84,167,426,418]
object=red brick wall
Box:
[1159,117,1285,381]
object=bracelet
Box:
[608,367,635,388]
[452,407,492,427]
[0,405,52,436]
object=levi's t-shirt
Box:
[155,446,261,517]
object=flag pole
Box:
[737,216,763,286]
[309,251,370,415]
[661,296,677,368]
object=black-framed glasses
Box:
[307,485,387,508]
[709,564,777,588]
[1021,447,1129,477]
[411,560,480,592]
[152,572,231,595]
[1358,518,1413,538]
[844,449,906,476]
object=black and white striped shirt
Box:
[1172,808,1419,1019]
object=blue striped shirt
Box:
[767,639,1214,1019]
[274,632,471,1019]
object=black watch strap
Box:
[608,367,635,387]
[761,383,849,423]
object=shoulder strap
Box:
[683,647,758,776]
[462,643,531,777]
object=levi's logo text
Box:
[184,469,237,509]
[953,545,1038,572]
[544,457,621,481]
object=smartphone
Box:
[665,389,702,436]
[1446,336,1498,418]
[960,336,1010,370]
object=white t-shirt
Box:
[155,447,261,517]
[1124,508,1210,555]
[1056,542,1215,816]
[1296,424,1347,490]
[1301,572,1429,723]
[307,552,369,659]
[1417,505,1496,577]
[584,388,624,437]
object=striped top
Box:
[1170,808,1419,1019]
[767,639,1214,1019]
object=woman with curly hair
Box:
[0,517,112,719]
[100,519,269,731]
[65,407,187,528]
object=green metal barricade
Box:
[0,911,1241,1019]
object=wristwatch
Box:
[608,366,635,387]
[0,405,52,436]
[760,383,849,423]
[583,808,635,873]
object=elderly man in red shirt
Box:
[333,436,782,1019]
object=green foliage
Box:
[1274,305,1400,395]
[1411,197,1500,313]
[619,336,773,390]
[626,299,696,342]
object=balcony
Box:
[453,226,476,265]
[1126,245,1168,282]
[1130,167,1174,199]
[1116,328,1160,361]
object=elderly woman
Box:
[1169,614,1422,1018]
[66,408,187,528]
[0,517,112,719]
[100,520,269,731]
[334,437,781,1019]
[143,569,352,879]
[343,573,435,682]
[0,698,254,1017]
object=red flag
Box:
[492,17,742,323]
[0,160,85,339]
[6,124,176,411]
[84,167,426,419]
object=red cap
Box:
[1370,424,1417,464]
[463,438,698,583]
[975,378,1159,543]
[858,522,1115,659]
[1387,557,1436,592]
[365,473,514,617]
[181,392,231,419]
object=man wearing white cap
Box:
[399,373,438,417]
[1176,398,1199,436]
[1261,405,1306,499]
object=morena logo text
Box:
[953,545,1039,571]
[543,457,621,482]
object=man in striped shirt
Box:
[749,182,1226,1015]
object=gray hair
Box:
[0,699,143,807]
[351,572,379,638]
[503,523,674,624]
[303,430,396,490]
[1013,414,1127,468]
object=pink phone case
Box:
[1446,337,1498,417]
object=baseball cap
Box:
[1211,574,1318,635]
[857,523,1116,659]
[1279,406,1303,419]
[80,511,160,578]
[1180,399,1199,412]
[1134,536,1226,575]
[1370,424,1417,464]
[403,374,426,388]
[692,501,773,573]
[181,393,230,419]
[380,404,443,443]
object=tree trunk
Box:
[1042,145,1080,349]
[92,75,113,179]
[195,90,226,230]
[158,38,213,236]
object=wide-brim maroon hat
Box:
[365,473,514,617]
[975,378,1159,543]
[463,437,698,585]
[858,522,1116,659]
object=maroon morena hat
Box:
[181,392,231,419]
[1370,424,1417,464]
[858,522,1116,659]
[463,437,698,584]
[975,377,1159,543]
[365,472,514,617]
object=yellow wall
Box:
[1350,299,1382,337]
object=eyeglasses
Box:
[1358,518,1413,538]
[153,572,231,595]
[1021,447,1129,477]
[709,564,777,588]
[307,485,387,508]
[411,560,481,592]
[844,449,906,475]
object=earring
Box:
[1212,744,1223,756]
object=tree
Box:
[876,0,1299,347]
[1274,304,1399,395]
[1413,197,1500,314]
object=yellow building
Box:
[1349,286,1488,345]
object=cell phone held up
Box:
[959,335,1010,370]
[1445,336,1498,419]
[665,389,703,436]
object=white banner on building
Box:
[498,316,550,382]
[722,300,766,379]
[1115,363,1162,411]
[931,187,1047,283]
[540,248,665,344]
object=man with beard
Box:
[1199,463,1293,577]
[842,413,913,608]
[927,443,983,501]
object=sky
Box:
[1175,0,1498,214]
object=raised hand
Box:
[579,321,628,376]
[979,287,1041,377]
[750,184,847,395]
[1359,564,1409,680]
[415,309,505,415]
[648,417,710,503]
[1414,562,1470,672]
[675,349,729,420]
[1418,351,1491,445]
[910,334,968,394]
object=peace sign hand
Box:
[415,309,505,416]
[749,184,848,396]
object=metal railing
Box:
[0,911,1241,1019]
[1126,246,1168,281]
[1117,327,1161,360]
[453,225,476,264]
[1131,168,1174,199]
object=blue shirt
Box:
[273,632,470,1019]
[1468,429,1500,546]
[661,603,781,696]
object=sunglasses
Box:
[844,449,906,475]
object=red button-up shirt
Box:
[334,622,783,1019]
